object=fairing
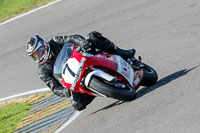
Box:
[53,43,73,82]
[54,44,143,96]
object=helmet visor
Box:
[31,44,46,62]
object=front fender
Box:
[84,69,115,87]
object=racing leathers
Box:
[38,31,135,111]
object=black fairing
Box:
[53,43,73,82]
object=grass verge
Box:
[0,102,33,133]
[0,0,55,23]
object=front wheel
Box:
[141,63,158,87]
[88,76,136,101]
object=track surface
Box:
[0,0,200,133]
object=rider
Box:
[26,31,135,111]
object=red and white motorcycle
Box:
[53,43,158,101]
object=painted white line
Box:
[0,88,50,102]
[0,88,82,133]
[0,0,63,26]
[54,111,83,133]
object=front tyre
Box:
[88,76,136,101]
[141,63,158,87]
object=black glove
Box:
[80,40,92,52]
[62,88,71,97]
[53,86,71,97]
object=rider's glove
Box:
[80,40,92,52]
[62,88,71,97]
[54,86,71,97]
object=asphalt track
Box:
[0,0,200,133]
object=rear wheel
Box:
[88,76,136,101]
[141,63,158,87]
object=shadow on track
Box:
[136,65,200,98]
[90,100,124,115]
[90,65,199,114]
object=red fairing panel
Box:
[61,45,141,95]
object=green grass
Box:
[0,0,55,22]
[0,102,33,133]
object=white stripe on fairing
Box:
[0,0,63,26]
[0,88,82,133]
[0,88,50,102]
[54,111,83,133]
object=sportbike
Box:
[53,43,158,101]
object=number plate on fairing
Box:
[115,55,134,85]
[62,57,85,90]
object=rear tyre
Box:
[141,63,158,87]
[88,76,136,101]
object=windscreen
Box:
[53,43,73,82]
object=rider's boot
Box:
[88,31,136,60]
[115,45,136,60]
[106,41,136,60]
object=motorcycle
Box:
[53,43,158,101]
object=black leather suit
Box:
[38,34,95,111]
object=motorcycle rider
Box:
[26,31,135,111]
